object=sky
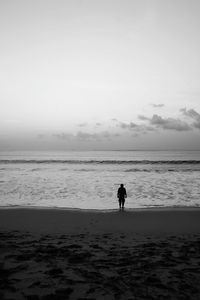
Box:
[1,0,200,150]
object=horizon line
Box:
[1,149,200,152]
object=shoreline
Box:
[1,204,200,212]
[1,206,200,235]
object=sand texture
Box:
[0,208,200,299]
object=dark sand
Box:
[0,207,200,299]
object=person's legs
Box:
[122,198,125,210]
[119,199,122,209]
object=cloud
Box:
[37,134,46,139]
[137,111,192,132]
[181,108,200,129]
[117,121,155,134]
[114,133,121,137]
[53,109,195,144]
[138,115,150,121]
[79,131,122,141]
[53,131,118,142]
[119,122,138,130]
[77,131,120,141]
[150,103,165,108]
[116,110,193,133]
[143,125,155,132]
[150,114,191,131]
[76,131,99,141]
[53,133,73,140]
[78,122,87,127]
[102,131,112,139]
[111,118,118,122]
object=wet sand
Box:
[0,207,200,299]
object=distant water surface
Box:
[0,151,200,209]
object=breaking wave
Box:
[1,159,200,165]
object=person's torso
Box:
[118,187,126,197]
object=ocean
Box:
[0,150,200,209]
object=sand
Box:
[0,207,200,299]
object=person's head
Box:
[120,184,124,187]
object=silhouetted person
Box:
[117,184,127,210]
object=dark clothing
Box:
[117,186,127,209]
[117,187,127,199]
[118,198,125,207]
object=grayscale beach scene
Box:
[1,0,200,299]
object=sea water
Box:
[0,150,200,209]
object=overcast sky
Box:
[1,0,200,150]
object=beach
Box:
[1,207,200,299]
